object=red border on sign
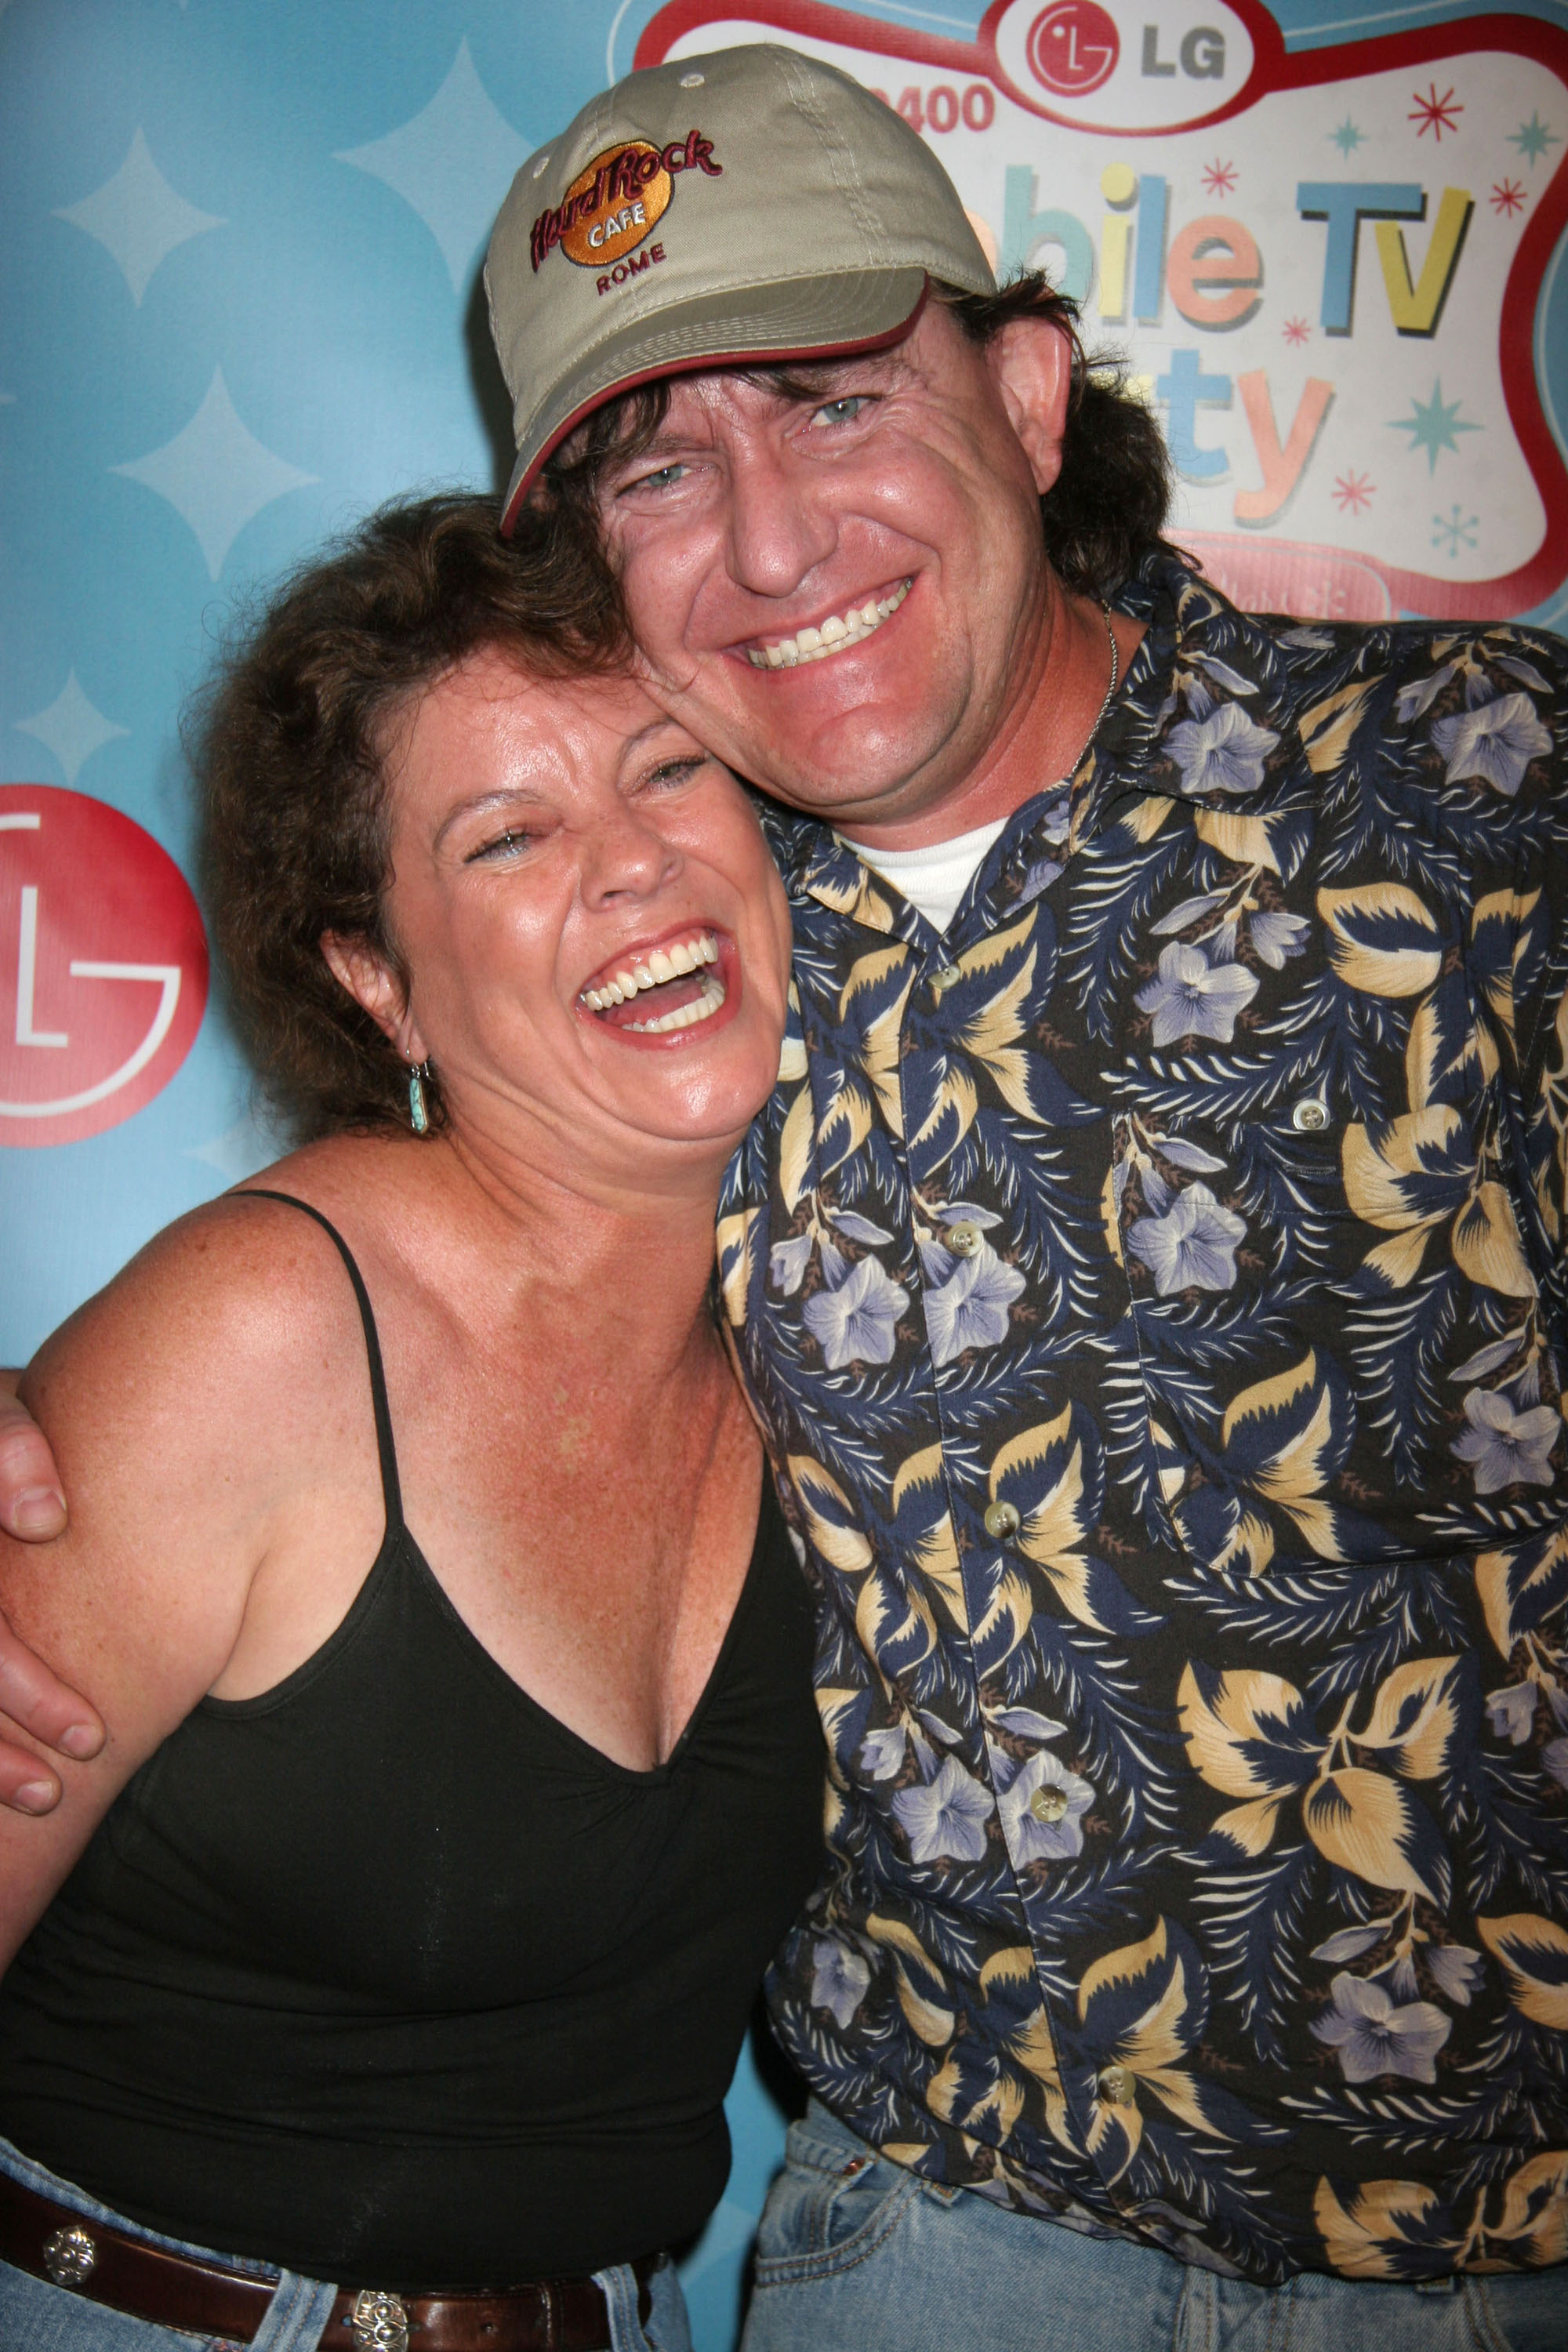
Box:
[635,0,1568,621]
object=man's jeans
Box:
[740,2100,1566,2352]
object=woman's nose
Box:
[579,807,681,903]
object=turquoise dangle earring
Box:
[407,1061,433,1136]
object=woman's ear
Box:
[320,933,427,1065]
[985,318,1073,496]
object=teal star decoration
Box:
[1509,113,1560,167]
[1329,116,1364,156]
[1388,380,1483,473]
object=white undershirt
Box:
[845,818,1007,934]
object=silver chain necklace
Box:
[1073,601,1120,772]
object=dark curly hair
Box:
[539,271,1172,601]
[194,491,628,1140]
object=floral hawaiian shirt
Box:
[717,550,1568,2283]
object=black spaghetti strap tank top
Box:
[0,1194,825,2288]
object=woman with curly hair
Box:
[0,492,822,2352]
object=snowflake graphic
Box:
[1200,158,1237,197]
[1388,379,1482,473]
[1490,178,1526,216]
[1409,83,1462,140]
[1432,504,1479,555]
[1282,316,1311,347]
[1329,117,1364,157]
[1332,470,1374,514]
[1509,113,1559,167]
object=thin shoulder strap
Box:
[236,1189,404,1530]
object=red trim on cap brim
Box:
[498,281,929,535]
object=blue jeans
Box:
[0,2134,692,2351]
[740,2100,1567,2352]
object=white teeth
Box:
[626,974,726,1033]
[746,578,912,670]
[579,931,720,1014]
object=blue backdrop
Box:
[3,4,1566,2343]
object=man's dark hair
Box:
[194,491,628,1140]
[539,271,1171,601]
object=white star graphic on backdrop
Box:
[111,368,316,579]
[187,1105,292,1182]
[16,673,130,787]
[336,38,530,289]
[55,129,226,305]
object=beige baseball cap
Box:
[485,43,996,532]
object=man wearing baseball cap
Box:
[2,42,1567,2352]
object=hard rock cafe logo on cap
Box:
[529,131,722,275]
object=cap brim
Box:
[499,268,929,533]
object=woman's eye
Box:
[811,395,868,428]
[468,828,536,863]
[641,755,706,793]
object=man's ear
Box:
[985,318,1073,497]
[321,932,427,1065]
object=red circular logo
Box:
[1026,1,1120,96]
[1,784,208,1147]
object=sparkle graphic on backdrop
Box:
[336,37,530,291]
[1388,380,1483,473]
[1201,159,1237,197]
[1433,503,1480,554]
[1329,116,1365,156]
[53,129,225,306]
[15,676,129,789]
[111,369,316,579]
[1409,82,1464,140]
[1333,470,1375,514]
[1509,112,1560,165]
[1491,178,1526,216]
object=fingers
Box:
[0,1377,67,1541]
[0,1743,64,1815]
[0,1613,104,1784]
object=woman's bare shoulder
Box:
[22,1142,396,1494]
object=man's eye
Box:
[811,395,869,427]
[622,461,687,495]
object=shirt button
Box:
[1030,1784,1069,1824]
[1098,2064,1134,2106]
[984,1499,1022,1541]
[1292,1097,1329,1132]
[946,1221,983,1257]
[932,962,963,995]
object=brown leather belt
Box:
[0,2169,659,2349]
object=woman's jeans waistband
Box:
[0,2134,691,2352]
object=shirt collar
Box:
[754,550,1303,933]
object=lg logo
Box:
[1,785,207,1147]
[1027,2,1120,96]
[1025,4,1227,99]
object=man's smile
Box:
[743,578,912,670]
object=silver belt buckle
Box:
[349,2288,411,2351]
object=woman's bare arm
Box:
[0,1205,333,1969]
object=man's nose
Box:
[725,442,836,599]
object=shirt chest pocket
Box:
[1109,1036,1564,1580]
